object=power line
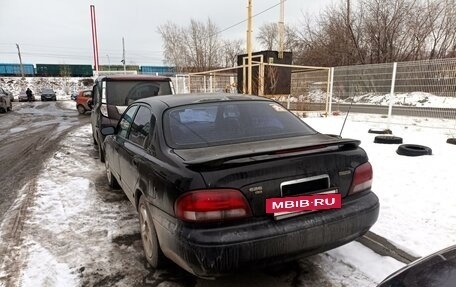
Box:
[210,0,288,38]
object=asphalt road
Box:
[0,101,89,221]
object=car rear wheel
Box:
[105,160,119,189]
[138,196,166,268]
[77,105,86,114]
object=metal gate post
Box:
[388,62,397,128]
[328,67,334,115]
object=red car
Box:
[76,90,92,114]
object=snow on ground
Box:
[276,90,456,109]
[344,92,456,108]
[305,113,456,257]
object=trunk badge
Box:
[249,186,263,194]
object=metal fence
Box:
[171,58,456,127]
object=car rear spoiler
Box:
[178,136,361,168]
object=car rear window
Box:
[106,80,172,106]
[164,101,316,149]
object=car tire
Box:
[374,135,403,144]
[138,196,166,268]
[447,138,456,145]
[368,128,392,134]
[105,160,120,189]
[396,144,432,156]
[77,105,86,114]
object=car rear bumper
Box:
[152,191,379,277]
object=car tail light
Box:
[348,162,373,195]
[175,189,252,223]
[100,104,108,117]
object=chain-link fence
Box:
[329,58,456,126]
[172,57,456,127]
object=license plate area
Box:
[272,189,339,221]
[280,174,330,197]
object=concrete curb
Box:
[357,231,420,264]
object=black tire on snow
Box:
[374,135,403,144]
[368,128,392,135]
[396,144,432,156]
[446,138,456,145]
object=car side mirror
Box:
[101,126,116,136]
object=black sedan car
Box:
[378,245,456,287]
[102,94,379,278]
[40,88,57,101]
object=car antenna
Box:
[339,98,354,137]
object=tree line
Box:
[158,0,456,71]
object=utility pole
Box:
[278,0,285,59]
[246,0,253,95]
[90,5,100,74]
[15,43,25,78]
[121,37,126,74]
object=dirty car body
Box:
[102,94,380,277]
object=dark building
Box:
[237,50,292,95]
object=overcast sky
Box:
[0,0,334,66]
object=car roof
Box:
[96,75,171,81]
[136,93,272,108]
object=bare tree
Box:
[221,39,245,67]
[157,22,187,72]
[159,18,226,72]
[257,23,277,50]
[265,65,279,95]
[256,23,299,52]
[293,0,456,66]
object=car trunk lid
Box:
[174,134,367,217]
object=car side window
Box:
[118,106,139,138]
[128,106,152,147]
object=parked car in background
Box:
[40,88,57,101]
[18,90,35,102]
[0,87,14,102]
[101,94,379,278]
[378,245,456,287]
[91,75,174,162]
[76,90,92,114]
